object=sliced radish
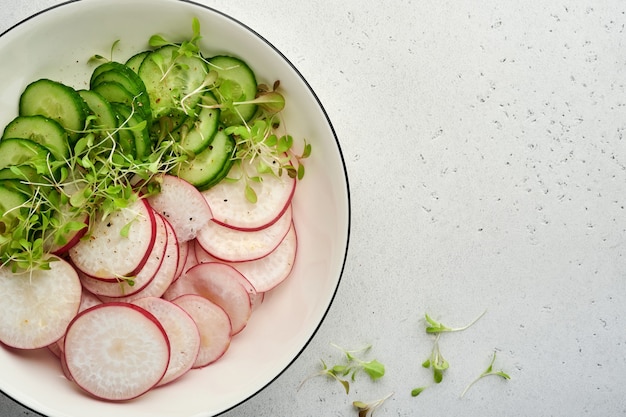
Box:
[100,215,179,302]
[78,214,168,298]
[132,297,200,386]
[51,289,103,356]
[0,256,81,349]
[201,162,295,231]
[174,231,189,281]
[196,204,293,262]
[196,223,298,293]
[147,174,213,243]
[63,303,170,401]
[164,263,252,335]
[171,294,231,368]
[70,198,157,279]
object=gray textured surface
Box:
[1,0,625,416]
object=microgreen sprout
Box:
[410,386,428,397]
[421,334,449,383]
[352,392,393,417]
[460,351,511,398]
[419,310,487,384]
[424,309,487,334]
[298,343,385,394]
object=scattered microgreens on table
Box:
[299,343,385,394]
[419,310,486,385]
[460,351,511,398]
[353,392,394,417]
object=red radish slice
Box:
[174,232,189,280]
[196,204,293,262]
[171,294,231,368]
[164,263,252,335]
[51,289,103,356]
[132,297,200,386]
[63,303,170,401]
[100,215,179,302]
[78,215,168,298]
[70,198,157,279]
[201,162,295,231]
[147,174,213,242]
[0,256,81,349]
[193,245,262,309]
[196,223,298,293]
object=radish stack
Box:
[0,171,299,401]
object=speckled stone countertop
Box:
[1,1,625,416]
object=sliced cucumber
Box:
[125,50,151,73]
[0,138,51,171]
[138,45,208,121]
[0,179,29,223]
[18,79,89,144]
[175,92,220,155]
[2,115,70,160]
[0,166,42,183]
[78,89,118,139]
[112,103,150,160]
[208,55,258,125]
[90,62,151,122]
[173,129,235,190]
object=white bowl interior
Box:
[0,1,349,416]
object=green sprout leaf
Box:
[352,392,393,417]
[299,343,385,394]
[460,351,511,398]
[424,310,487,334]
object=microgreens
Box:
[352,392,393,417]
[147,19,310,204]
[419,310,486,384]
[424,310,487,334]
[460,351,511,398]
[410,386,428,397]
[299,343,385,394]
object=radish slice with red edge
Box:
[63,302,170,401]
[77,214,168,298]
[132,297,200,386]
[201,162,295,231]
[0,256,81,349]
[163,262,252,335]
[147,174,213,243]
[69,198,157,279]
[171,294,231,368]
[100,215,180,302]
[195,222,298,293]
[196,204,293,262]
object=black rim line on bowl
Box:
[0,0,352,416]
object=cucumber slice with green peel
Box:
[112,103,150,160]
[208,55,258,125]
[173,129,235,190]
[0,166,43,183]
[78,89,118,139]
[125,50,151,74]
[0,138,52,171]
[92,81,149,121]
[90,62,151,122]
[18,79,89,144]
[175,91,220,155]
[2,115,70,160]
[138,45,208,120]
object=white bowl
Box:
[0,1,349,416]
